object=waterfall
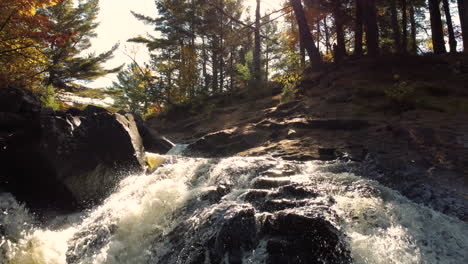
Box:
[1,152,467,264]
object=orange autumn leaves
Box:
[0,0,65,90]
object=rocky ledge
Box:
[0,88,171,213]
[147,90,468,221]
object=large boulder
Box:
[131,113,174,154]
[0,88,145,212]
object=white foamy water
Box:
[1,156,467,264]
[58,93,115,108]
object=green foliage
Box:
[236,51,253,87]
[42,0,121,90]
[384,80,415,102]
[40,85,60,110]
[110,63,156,115]
[142,108,157,121]
[274,52,303,103]
[278,72,301,103]
[0,0,63,90]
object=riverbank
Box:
[147,55,468,220]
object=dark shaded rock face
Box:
[187,131,258,157]
[154,205,351,264]
[0,88,145,212]
[131,113,174,154]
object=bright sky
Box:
[88,0,285,88]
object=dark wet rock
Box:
[214,208,257,263]
[132,113,173,154]
[261,212,352,264]
[66,224,117,264]
[156,205,257,264]
[241,190,270,202]
[0,88,145,212]
[252,178,291,189]
[154,201,351,264]
[199,185,231,203]
[260,199,307,212]
[0,88,40,115]
[353,154,468,220]
[271,185,317,199]
[82,105,108,115]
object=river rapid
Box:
[1,151,467,264]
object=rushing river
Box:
[1,151,467,264]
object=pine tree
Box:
[354,0,364,56]
[253,0,262,83]
[261,15,281,82]
[442,0,457,53]
[110,63,154,115]
[363,0,379,56]
[290,0,322,70]
[458,0,468,52]
[428,0,447,54]
[43,0,121,90]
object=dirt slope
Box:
[146,55,468,220]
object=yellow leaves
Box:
[11,0,63,16]
[0,0,64,89]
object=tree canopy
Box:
[1,0,467,113]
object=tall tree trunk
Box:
[443,0,457,53]
[230,22,235,92]
[290,0,322,70]
[300,37,306,66]
[316,18,321,51]
[410,6,418,54]
[253,0,261,82]
[363,0,379,57]
[212,36,219,94]
[202,36,208,94]
[401,0,408,53]
[458,0,468,52]
[354,0,364,56]
[390,0,402,52]
[265,44,269,82]
[428,0,447,54]
[324,16,331,54]
[219,49,224,93]
[189,0,196,99]
[333,0,346,61]
[219,0,225,92]
[230,47,234,92]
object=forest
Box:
[1,1,468,263]
[1,0,467,116]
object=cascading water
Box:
[1,149,467,264]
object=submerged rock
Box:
[0,88,145,212]
[261,212,352,264]
[155,203,352,264]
